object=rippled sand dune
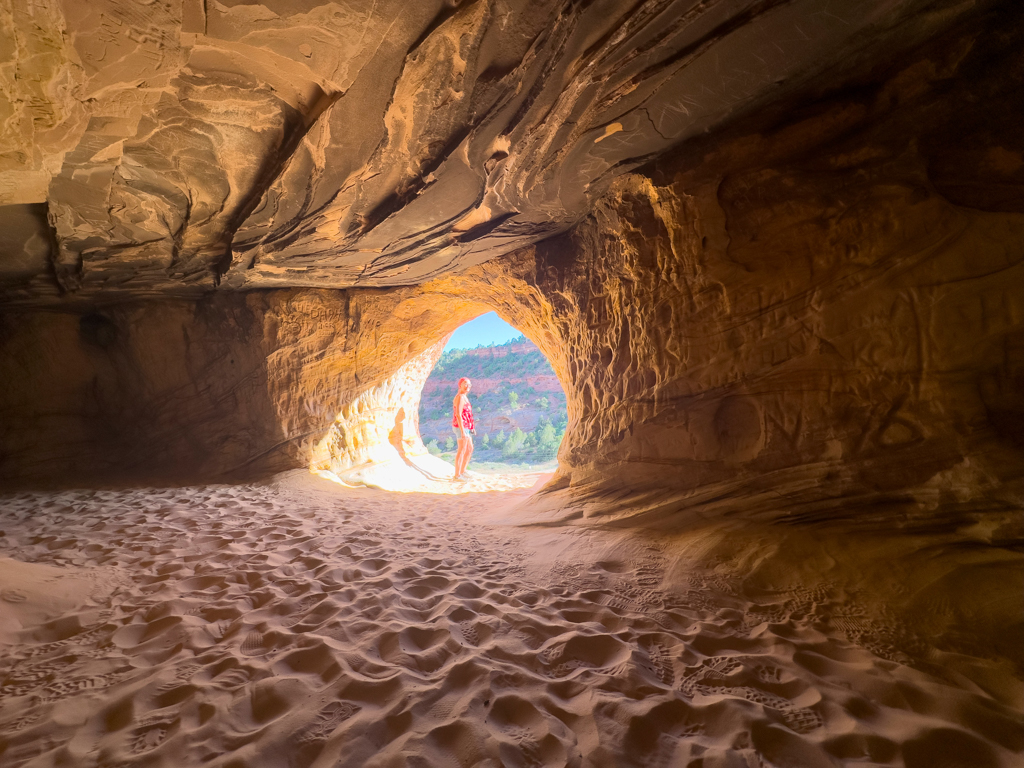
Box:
[0,474,1021,767]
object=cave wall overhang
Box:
[1,8,1023,526]
[0,0,1014,301]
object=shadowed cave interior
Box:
[1,0,1024,766]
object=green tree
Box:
[538,421,557,447]
[493,429,506,446]
[536,422,559,459]
[508,391,519,410]
[481,433,490,448]
[502,428,526,458]
[426,439,441,456]
[538,396,549,409]
[444,436,455,452]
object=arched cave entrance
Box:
[419,313,569,481]
[306,307,570,494]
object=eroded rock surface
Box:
[309,336,446,475]
[1,5,1023,763]
[0,289,472,486]
[1,2,1023,527]
[1,0,1009,299]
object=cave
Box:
[1,0,1023,766]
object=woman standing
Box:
[452,377,475,481]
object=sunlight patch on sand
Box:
[314,454,551,494]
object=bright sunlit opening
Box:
[311,314,567,494]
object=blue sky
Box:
[443,311,524,351]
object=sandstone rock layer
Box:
[1,0,1010,299]
[0,1,1022,532]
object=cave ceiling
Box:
[0,0,998,303]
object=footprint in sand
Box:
[607,586,665,614]
[498,734,546,768]
[781,707,825,734]
[457,621,481,646]
[631,559,664,589]
[487,696,564,768]
[299,594,328,611]
[641,641,676,686]
[744,602,791,627]
[680,656,823,734]
[42,673,128,699]
[298,701,361,744]
[754,663,783,683]
[1,665,51,696]
[240,630,272,656]
[289,602,341,632]
[8,709,44,732]
[130,718,176,753]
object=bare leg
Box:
[455,436,473,478]
[454,436,468,478]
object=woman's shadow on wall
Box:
[388,407,450,481]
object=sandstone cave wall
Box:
[520,176,1023,522]
[416,21,1024,522]
[0,291,486,488]
[2,15,1023,521]
[0,299,277,487]
[2,156,1022,514]
[307,335,449,476]
[3,162,1022,513]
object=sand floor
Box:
[0,473,1022,767]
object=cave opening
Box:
[308,310,570,495]
[419,312,569,485]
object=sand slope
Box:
[0,474,1021,767]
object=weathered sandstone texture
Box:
[308,336,447,475]
[1,2,1022,529]
[0,290,477,486]
[0,0,1005,300]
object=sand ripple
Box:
[0,475,1021,767]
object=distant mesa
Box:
[419,336,568,460]
[421,338,563,396]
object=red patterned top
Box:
[452,399,474,430]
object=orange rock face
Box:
[0,0,1008,299]
[0,3,1022,529]
[3,7,1024,762]
[308,336,447,475]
